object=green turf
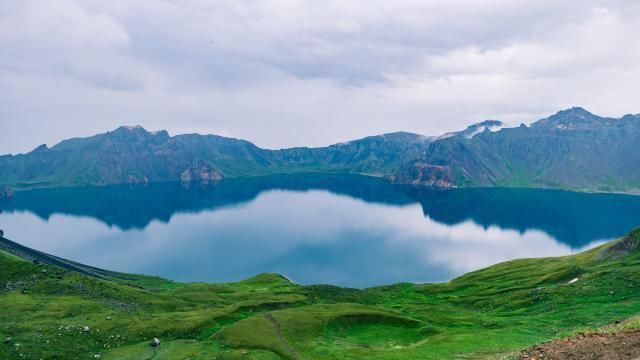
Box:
[1,229,640,359]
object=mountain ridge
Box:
[2,107,640,192]
[390,108,640,192]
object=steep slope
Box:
[0,126,278,187]
[271,131,431,174]
[2,107,640,192]
[392,107,640,191]
[0,128,430,188]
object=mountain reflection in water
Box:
[2,174,639,287]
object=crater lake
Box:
[2,173,640,288]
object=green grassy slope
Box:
[1,229,640,359]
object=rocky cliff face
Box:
[388,163,454,187]
[180,162,224,184]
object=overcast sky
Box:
[2,0,640,154]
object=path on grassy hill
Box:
[520,330,640,359]
[264,313,303,360]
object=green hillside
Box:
[1,229,640,359]
[0,127,429,189]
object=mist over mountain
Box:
[1,107,639,192]
[391,107,640,192]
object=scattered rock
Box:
[82,326,91,333]
[151,337,160,347]
[4,337,12,344]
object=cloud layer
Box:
[2,0,640,153]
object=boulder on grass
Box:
[151,338,160,347]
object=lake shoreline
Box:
[4,172,640,196]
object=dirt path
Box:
[520,330,640,359]
[264,313,304,360]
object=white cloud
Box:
[1,0,640,153]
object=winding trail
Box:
[264,313,304,360]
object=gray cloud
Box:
[1,0,640,154]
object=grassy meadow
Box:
[1,229,640,359]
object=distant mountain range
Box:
[1,107,639,192]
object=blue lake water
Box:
[1,173,640,288]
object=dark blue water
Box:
[1,174,640,288]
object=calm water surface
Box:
[1,174,640,288]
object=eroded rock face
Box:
[597,228,640,260]
[411,163,454,187]
[180,162,224,184]
[388,163,454,187]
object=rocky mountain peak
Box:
[107,126,170,142]
[471,120,506,128]
[438,120,507,140]
[112,125,148,134]
[32,144,48,152]
[532,107,612,129]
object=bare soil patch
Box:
[520,330,640,360]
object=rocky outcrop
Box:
[597,228,640,260]
[412,164,453,187]
[388,163,454,187]
[180,162,224,184]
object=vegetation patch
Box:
[2,229,640,358]
[324,314,425,349]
